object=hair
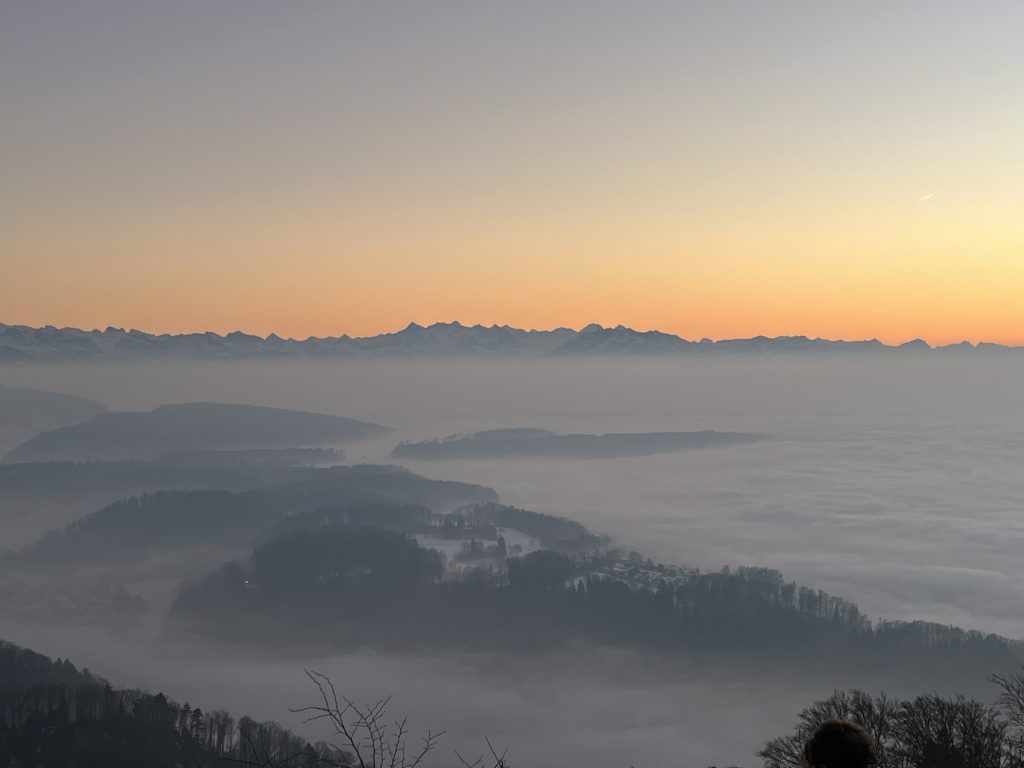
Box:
[801,719,877,768]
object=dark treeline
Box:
[265,466,498,509]
[450,502,603,550]
[760,677,1024,768]
[0,640,345,768]
[0,459,289,518]
[0,641,92,689]
[171,526,1024,680]
[276,500,603,551]
[17,491,281,564]
[392,427,760,460]
[0,459,321,541]
[273,503,435,538]
[0,459,490,518]
[0,684,345,768]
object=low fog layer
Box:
[4,356,1021,636]
[2,355,1023,766]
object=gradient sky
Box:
[2,1,1023,344]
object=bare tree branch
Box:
[289,670,447,768]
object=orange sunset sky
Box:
[2,2,1023,345]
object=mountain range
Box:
[0,321,1019,361]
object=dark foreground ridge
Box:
[2,320,1020,361]
[0,639,347,767]
[6,635,1024,768]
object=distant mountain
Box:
[0,383,106,431]
[711,335,889,353]
[3,402,387,463]
[393,428,761,460]
[348,321,577,356]
[0,384,108,459]
[1,321,1020,360]
[552,324,696,355]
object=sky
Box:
[2,1,1023,345]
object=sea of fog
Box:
[2,355,1023,765]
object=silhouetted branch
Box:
[291,670,444,768]
[454,737,510,768]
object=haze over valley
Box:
[2,352,1024,766]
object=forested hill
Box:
[171,525,1024,687]
[4,402,388,463]
[0,640,92,688]
[0,454,352,533]
[273,500,605,552]
[0,384,106,431]
[9,466,498,566]
[393,428,761,460]
[0,638,348,768]
[0,459,310,528]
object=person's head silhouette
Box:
[801,719,877,768]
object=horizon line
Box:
[2,319,1020,350]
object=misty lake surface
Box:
[4,355,1024,766]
